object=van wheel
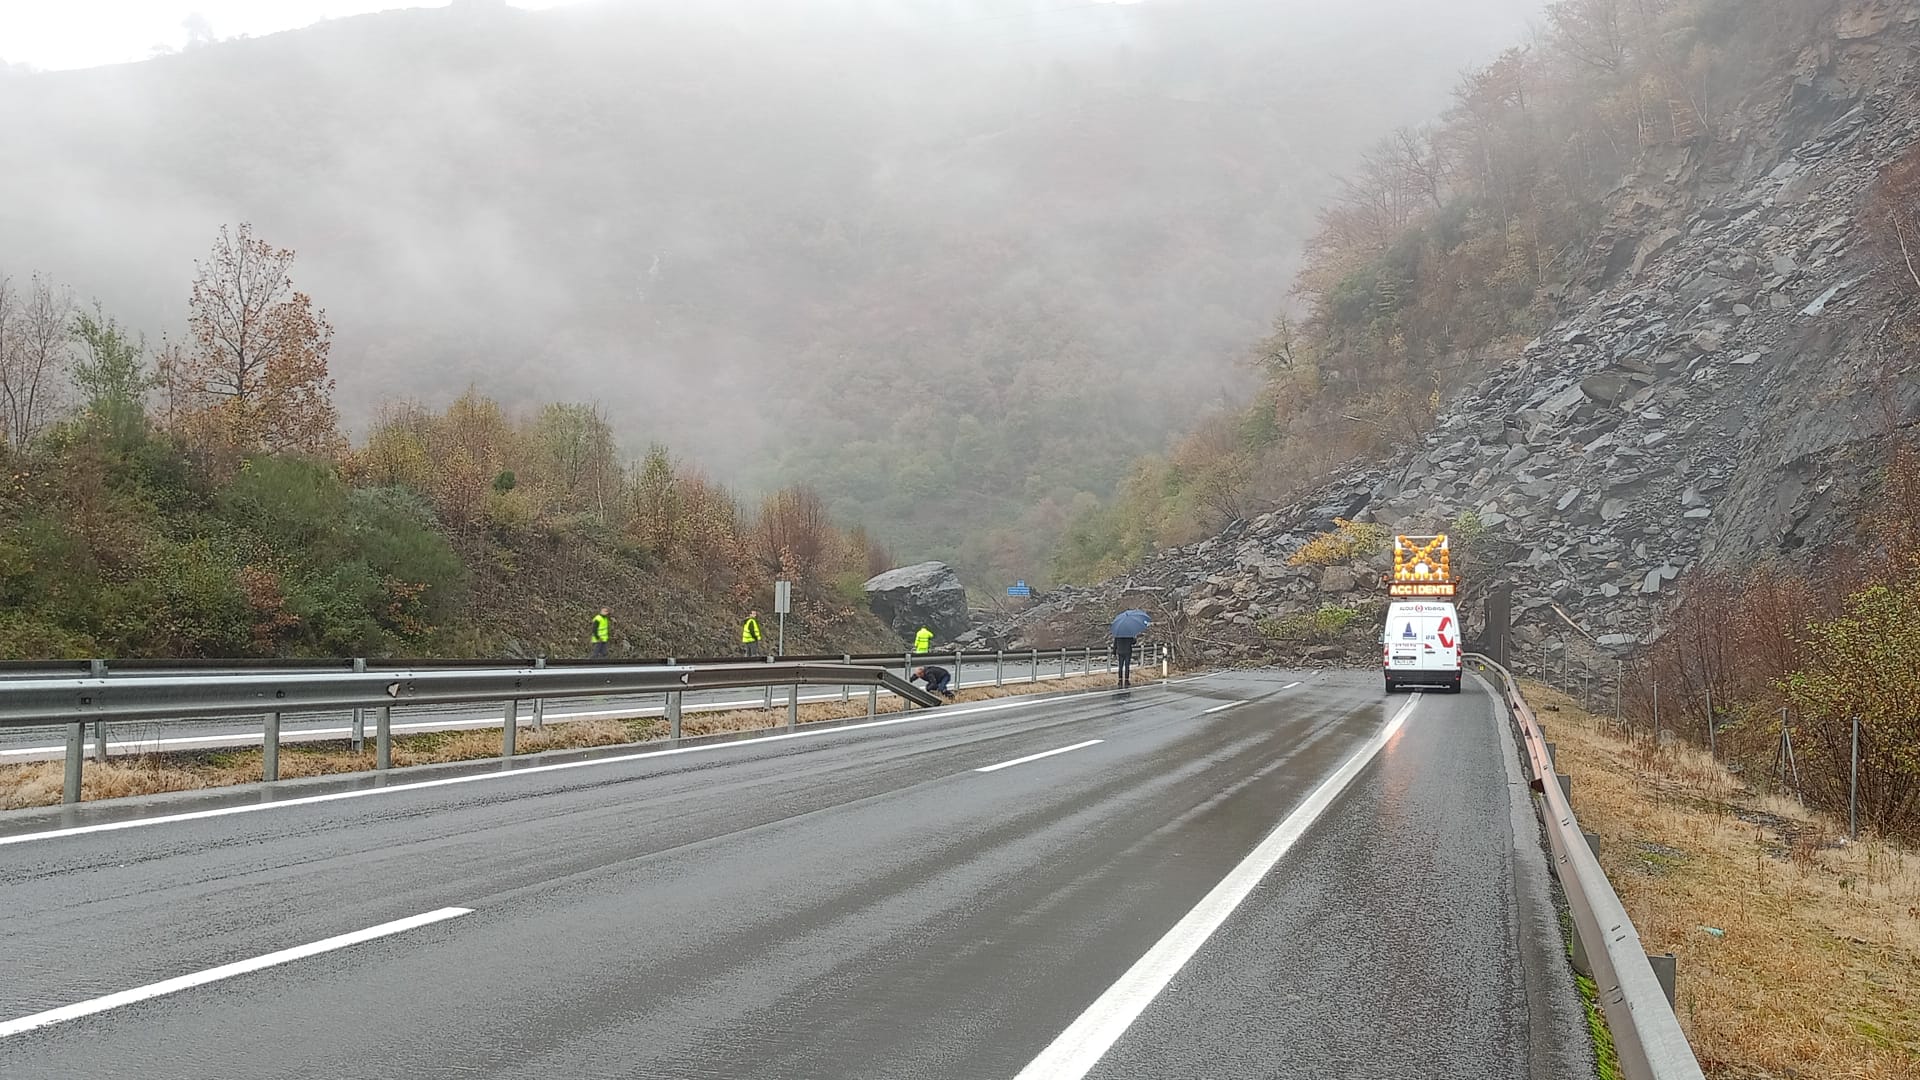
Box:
[1383,678,1396,695]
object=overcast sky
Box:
[0,1,588,70]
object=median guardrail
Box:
[1470,653,1704,1080]
[1,646,1137,805]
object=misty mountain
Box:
[0,0,1542,583]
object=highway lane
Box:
[0,669,1587,1079]
[0,657,1104,761]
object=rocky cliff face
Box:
[991,3,1920,674]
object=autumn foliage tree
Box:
[165,223,339,456]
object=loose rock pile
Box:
[985,8,1920,674]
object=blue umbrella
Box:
[1110,610,1152,638]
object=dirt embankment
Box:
[1525,680,1919,1079]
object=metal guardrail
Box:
[0,647,1121,680]
[1,646,1133,805]
[0,662,942,726]
[1470,654,1704,1080]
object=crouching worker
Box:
[912,665,956,700]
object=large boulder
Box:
[863,562,972,644]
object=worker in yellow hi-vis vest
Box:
[914,626,934,654]
[589,607,611,660]
[741,611,763,657]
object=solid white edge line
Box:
[974,739,1104,773]
[1011,693,1421,1080]
[0,677,1207,847]
[0,673,1086,759]
[0,906,473,1039]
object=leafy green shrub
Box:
[1259,605,1363,643]
[1783,581,1920,836]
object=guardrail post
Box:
[503,698,519,757]
[1583,831,1600,859]
[263,712,281,782]
[1546,742,1558,768]
[1557,773,1572,801]
[1647,953,1678,1007]
[377,705,392,771]
[786,685,799,731]
[903,652,913,680]
[842,655,852,702]
[64,723,83,804]
[667,690,683,740]
[1570,920,1593,977]
[532,657,546,731]
[867,684,878,719]
[1031,649,1039,683]
[765,655,775,711]
[995,651,1005,688]
[89,659,108,764]
[351,658,367,751]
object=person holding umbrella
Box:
[1110,609,1152,688]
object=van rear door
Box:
[1384,603,1458,674]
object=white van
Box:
[1382,600,1463,694]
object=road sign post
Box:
[774,579,791,656]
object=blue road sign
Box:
[1008,580,1031,597]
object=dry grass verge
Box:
[1522,680,1920,1080]
[0,675,1122,810]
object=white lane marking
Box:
[1011,693,1421,1080]
[0,906,472,1039]
[975,739,1104,773]
[1200,680,1301,715]
[0,680,1180,847]
[0,673,1079,760]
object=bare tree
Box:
[759,485,833,583]
[1381,126,1449,211]
[1866,146,1920,297]
[0,273,73,451]
[172,223,339,455]
[1546,0,1629,73]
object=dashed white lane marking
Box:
[0,907,473,1039]
[975,740,1104,773]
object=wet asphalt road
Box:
[0,658,1091,761]
[0,669,1588,1079]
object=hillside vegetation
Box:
[1053,0,1837,582]
[0,0,1542,588]
[0,228,894,660]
